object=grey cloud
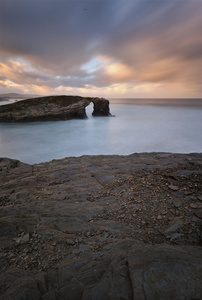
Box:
[0,0,114,73]
[0,0,201,91]
[0,57,91,89]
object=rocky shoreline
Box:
[0,152,202,299]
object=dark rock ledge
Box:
[0,152,202,299]
[0,95,111,122]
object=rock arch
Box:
[0,95,112,122]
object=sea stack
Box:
[92,97,112,116]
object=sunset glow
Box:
[0,0,201,98]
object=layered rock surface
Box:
[0,95,111,122]
[0,153,202,299]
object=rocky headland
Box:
[0,152,202,299]
[0,95,111,122]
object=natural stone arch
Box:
[0,95,112,122]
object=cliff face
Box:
[0,95,111,122]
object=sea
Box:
[0,98,201,164]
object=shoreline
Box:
[0,152,202,299]
[0,151,202,166]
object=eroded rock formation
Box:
[0,95,111,122]
[92,97,111,116]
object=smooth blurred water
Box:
[0,101,201,164]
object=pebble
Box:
[170,233,184,241]
[168,185,179,191]
[45,190,53,195]
[194,210,202,218]
[172,199,182,208]
[20,233,30,245]
[165,218,184,233]
[170,209,176,215]
[66,239,75,245]
[190,203,201,209]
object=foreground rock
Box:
[0,95,111,122]
[0,153,202,299]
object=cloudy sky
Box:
[0,0,201,98]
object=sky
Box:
[0,0,201,98]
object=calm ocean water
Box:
[0,98,201,164]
